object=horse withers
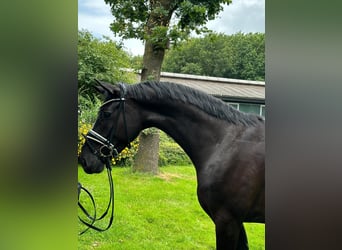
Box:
[78,80,265,250]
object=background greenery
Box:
[159,132,192,166]
[162,32,264,80]
[78,30,137,98]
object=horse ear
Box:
[93,79,120,99]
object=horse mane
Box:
[126,81,263,126]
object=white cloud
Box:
[78,0,113,36]
[78,0,145,55]
[121,39,145,56]
[207,0,265,34]
[78,13,113,37]
[78,0,112,15]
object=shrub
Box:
[78,94,102,124]
[78,122,92,156]
[113,138,139,166]
[78,30,137,98]
[159,131,192,166]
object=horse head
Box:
[78,80,142,174]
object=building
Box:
[156,72,265,117]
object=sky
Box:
[78,0,265,56]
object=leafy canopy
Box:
[162,32,265,80]
[104,0,232,47]
[78,30,136,97]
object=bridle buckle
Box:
[99,144,118,158]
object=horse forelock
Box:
[126,81,262,126]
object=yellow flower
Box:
[78,122,140,166]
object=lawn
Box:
[78,165,265,249]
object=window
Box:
[228,103,239,110]
[227,102,265,117]
[239,103,261,115]
[260,105,265,117]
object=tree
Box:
[227,32,265,80]
[78,30,136,98]
[163,33,230,76]
[104,0,232,173]
[163,32,265,80]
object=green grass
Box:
[78,166,265,249]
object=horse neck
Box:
[140,100,229,167]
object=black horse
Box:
[79,80,265,250]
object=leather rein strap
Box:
[78,159,114,235]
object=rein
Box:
[78,159,114,235]
[78,83,130,235]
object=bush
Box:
[78,122,92,156]
[78,30,137,98]
[78,95,102,124]
[159,131,192,166]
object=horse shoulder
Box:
[196,125,264,221]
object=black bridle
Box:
[78,83,130,235]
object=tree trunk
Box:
[132,38,166,174]
[140,40,165,81]
[132,132,160,174]
[132,1,173,174]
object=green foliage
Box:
[78,97,97,156]
[104,0,232,48]
[78,30,136,98]
[227,32,265,80]
[78,94,102,124]
[159,131,192,166]
[130,55,143,71]
[78,166,265,249]
[181,62,203,75]
[163,32,265,80]
[78,95,102,156]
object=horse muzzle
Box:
[78,154,105,174]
